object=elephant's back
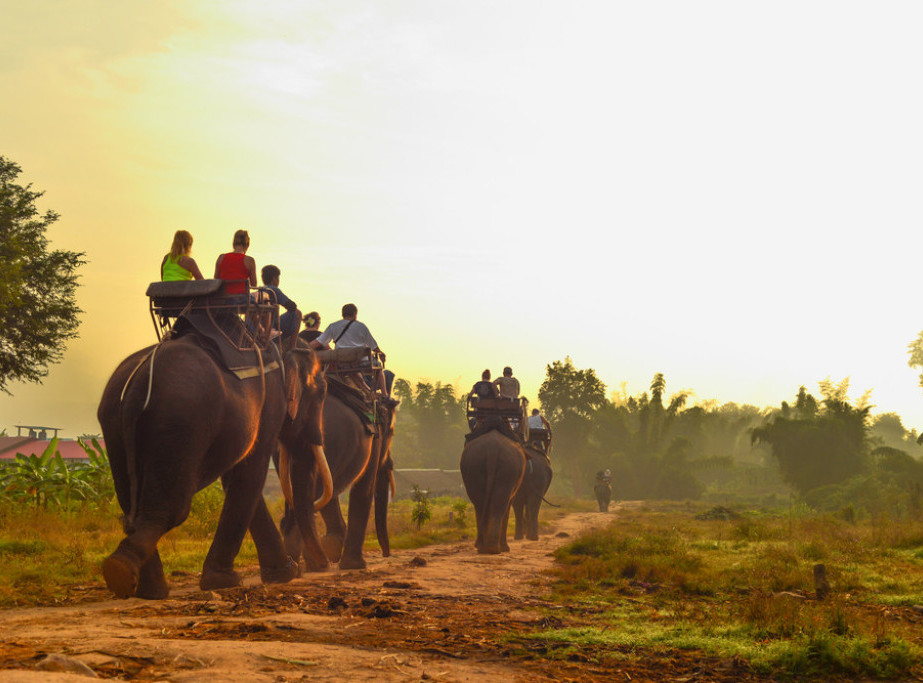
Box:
[461,430,526,471]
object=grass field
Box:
[3,492,923,678]
[531,501,923,679]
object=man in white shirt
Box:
[309,303,393,401]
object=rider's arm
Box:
[245,256,257,287]
[180,256,204,280]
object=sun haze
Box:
[3,1,923,434]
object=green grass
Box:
[532,501,923,679]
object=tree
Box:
[538,357,607,495]
[751,385,870,495]
[391,379,467,469]
[0,156,85,392]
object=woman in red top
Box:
[214,229,257,296]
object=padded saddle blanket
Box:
[172,311,281,380]
[464,416,522,444]
[326,375,376,434]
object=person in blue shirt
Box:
[260,264,302,350]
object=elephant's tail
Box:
[119,355,154,532]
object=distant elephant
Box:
[594,481,612,512]
[279,390,397,570]
[460,429,526,554]
[98,336,333,599]
[512,447,553,541]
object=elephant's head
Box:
[280,348,333,511]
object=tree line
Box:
[391,360,923,517]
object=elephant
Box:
[97,335,333,599]
[279,386,397,570]
[460,429,526,554]
[512,447,553,541]
[594,481,612,512]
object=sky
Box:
[3,1,923,437]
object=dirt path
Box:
[0,509,620,682]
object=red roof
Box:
[0,438,106,460]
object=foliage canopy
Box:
[0,156,85,393]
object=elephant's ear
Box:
[285,361,304,421]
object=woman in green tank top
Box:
[161,230,204,281]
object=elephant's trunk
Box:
[312,444,333,511]
[388,468,396,501]
[278,443,294,508]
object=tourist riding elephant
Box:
[279,388,397,570]
[512,446,553,541]
[460,429,526,554]
[97,336,333,599]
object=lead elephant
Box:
[594,482,612,512]
[97,336,333,599]
[512,447,553,541]
[460,429,526,554]
[279,388,397,570]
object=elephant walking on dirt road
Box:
[98,336,333,599]
[279,389,396,571]
[460,429,526,554]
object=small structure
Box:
[14,425,60,440]
[392,469,465,500]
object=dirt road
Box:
[0,510,617,682]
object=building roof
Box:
[0,437,105,460]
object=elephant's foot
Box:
[199,567,241,591]
[513,532,524,540]
[527,533,539,542]
[321,533,344,562]
[478,547,501,555]
[338,554,367,571]
[302,550,329,573]
[261,558,299,585]
[102,551,139,599]
[135,580,170,600]
[135,565,169,600]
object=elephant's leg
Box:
[200,452,270,591]
[279,502,301,564]
[134,548,169,600]
[104,459,197,599]
[339,439,380,570]
[525,496,541,541]
[462,469,487,552]
[512,498,525,540]
[499,502,513,553]
[319,497,346,563]
[289,455,329,572]
[250,497,299,585]
[103,520,171,599]
[374,468,392,557]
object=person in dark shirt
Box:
[299,311,322,343]
[468,369,499,401]
[260,264,302,350]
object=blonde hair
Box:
[233,229,250,248]
[170,230,193,259]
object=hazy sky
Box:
[3,1,923,437]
